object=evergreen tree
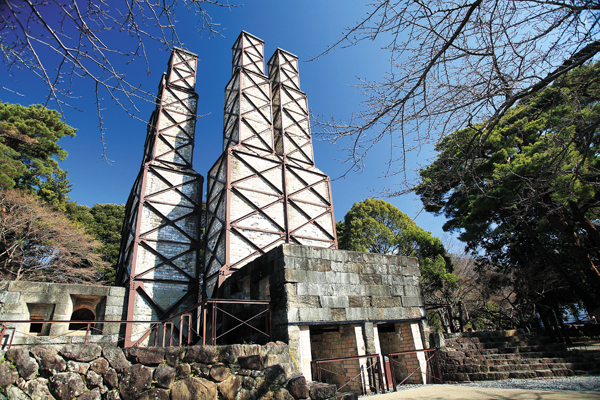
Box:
[338,198,456,293]
[416,62,600,312]
[0,101,74,209]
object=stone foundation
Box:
[0,344,357,400]
[219,244,429,389]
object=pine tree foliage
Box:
[0,101,74,197]
[416,62,600,311]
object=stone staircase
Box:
[438,330,600,382]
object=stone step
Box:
[450,361,600,374]
[445,329,524,340]
[474,353,596,363]
[452,355,600,369]
[445,332,546,344]
[440,332,600,383]
[446,338,548,351]
[442,368,582,382]
[457,344,569,356]
[479,340,545,349]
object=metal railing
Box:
[384,349,442,390]
[312,354,385,395]
[0,316,195,349]
[201,299,271,345]
[0,298,272,349]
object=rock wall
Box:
[0,344,356,400]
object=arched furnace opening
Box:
[68,308,96,331]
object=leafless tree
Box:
[0,189,106,284]
[314,0,600,180]
[0,0,238,158]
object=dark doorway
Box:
[69,308,96,331]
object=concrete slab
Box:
[366,385,600,400]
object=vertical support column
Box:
[410,322,428,384]
[116,48,203,347]
[298,326,313,380]
[372,325,386,389]
[354,325,369,393]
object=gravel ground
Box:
[391,376,600,392]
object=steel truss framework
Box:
[116,48,203,347]
[204,32,337,297]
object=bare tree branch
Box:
[313,0,600,182]
[0,0,240,159]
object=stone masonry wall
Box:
[0,344,357,400]
[0,282,126,346]
[218,244,427,365]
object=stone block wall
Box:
[0,282,126,346]
[0,343,357,400]
[219,245,426,352]
[218,244,428,392]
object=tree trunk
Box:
[539,308,560,343]
[545,210,600,293]
[458,301,465,332]
[520,220,600,310]
[569,201,600,252]
[437,310,450,333]
[553,304,572,345]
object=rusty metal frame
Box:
[116,48,203,347]
[268,49,314,167]
[0,316,194,349]
[201,299,272,345]
[204,32,282,297]
[312,354,386,395]
[269,48,337,249]
[0,298,271,349]
[204,33,338,298]
[384,349,443,390]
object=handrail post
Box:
[179,317,184,346]
[211,302,217,345]
[1,323,6,349]
[434,349,443,383]
[267,302,272,341]
[377,355,385,393]
[156,323,160,346]
[390,354,397,391]
[85,323,90,345]
[187,314,192,345]
[317,361,322,382]
[202,301,207,346]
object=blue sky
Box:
[1,1,458,247]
